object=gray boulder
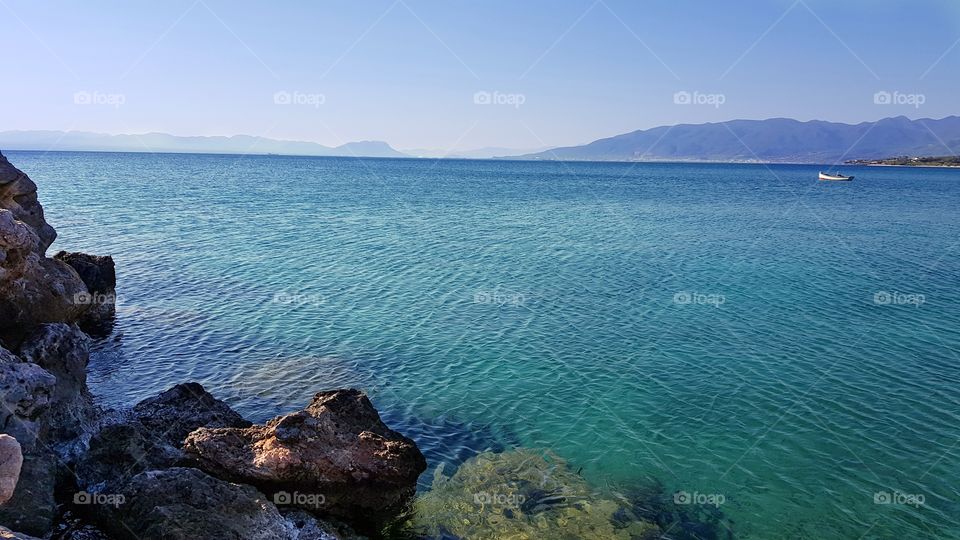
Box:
[132,382,251,446]
[0,347,56,451]
[0,450,57,536]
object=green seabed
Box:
[394,449,733,540]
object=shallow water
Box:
[11,151,960,539]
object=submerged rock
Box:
[408,448,660,540]
[0,435,22,505]
[184,389,427,532]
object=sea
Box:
[9,150,960,539]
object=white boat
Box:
[819,171,854,181]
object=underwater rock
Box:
[408,448,660,540]
[184,389,426,533]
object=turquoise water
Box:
[10,151,960,539]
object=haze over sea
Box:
[13,151,959,539]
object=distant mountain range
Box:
[0,130,408,158]
[512,116,960,163]
[402,146,554,159]
[3,117,959,163]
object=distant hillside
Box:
[513,116,960,163]
[403,146,554,159]
[0,130,408,158]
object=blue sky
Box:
[1,0,958,150]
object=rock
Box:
[17,324,97,460]
[0,525,43,540]
[184,389,426,531]
[281,509,364,540]
[101,467,304,540]
[132,382,251,446]
[74,423,184,495]
[0,435,22,506]
[0,153,55,252]
[0,450,57,537]
[0,347,56,451]
[0,153,89,337]
[52,252,116,333]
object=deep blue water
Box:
[10,151,960,539]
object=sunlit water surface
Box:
[12,151,960,539]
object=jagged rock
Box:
[102,467,305,540]
[0,347,56,451]
[281,509,364,540]
[0,153,55,252]
[184,389,426,531]
[74,423,184,495]
[52,252,116,333]
[0,153,89,337]
[17,324,96,460]
[0,435,22,505]
[0,450,57,537]
[132,382,251,446]
[0,525,43,540]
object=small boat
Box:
[819,171,854,181]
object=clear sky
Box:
[1,0,958,151]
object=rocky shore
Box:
[0,151,427,539]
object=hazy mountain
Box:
[0,130,408,158]
[513,116,960,163]
[403,146,554,159]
